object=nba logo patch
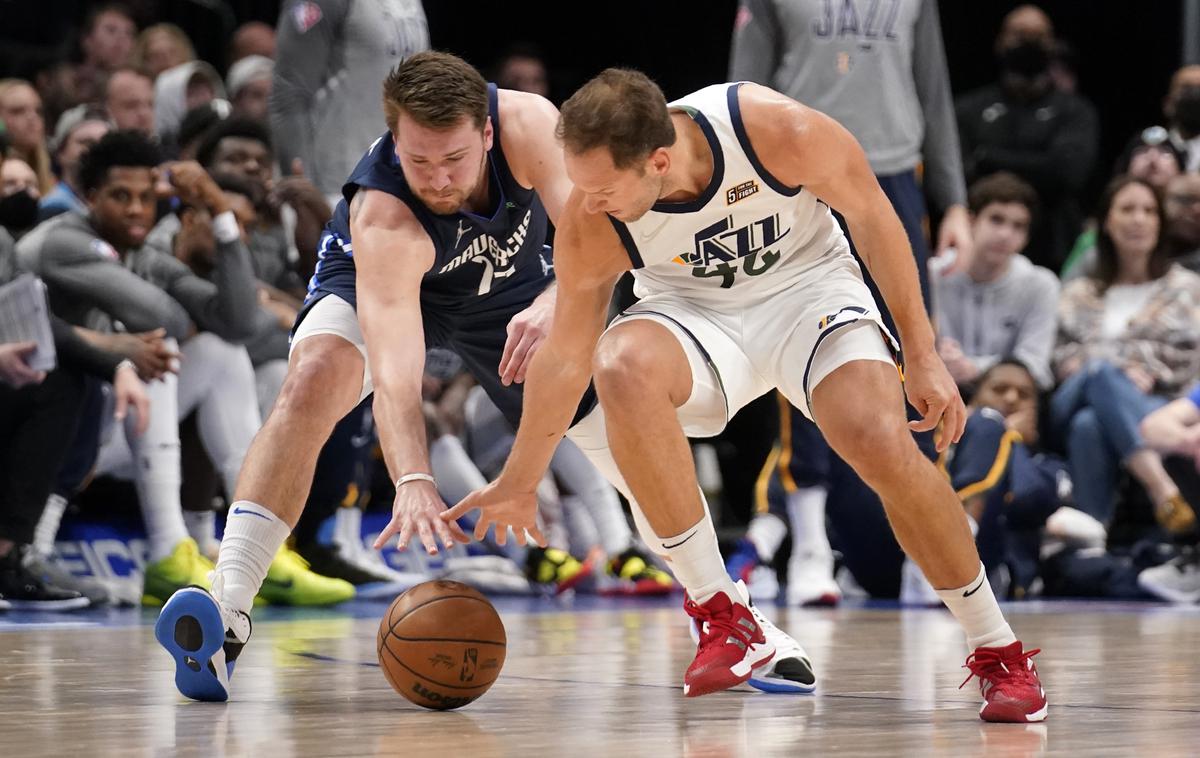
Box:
[292,1,323,33]
[90,238,117,260]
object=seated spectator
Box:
[74,3,137,107]
[174,102,229,161]
[1166,172,1200,270]
[133,23,196,79]
[104,67,155,136]
[17,131,352,607]
[0,156,41,237]
[1052,175,1200,539]
[0,79,54,195]
[195,117,331,291]
[230,21,276,64]
[1165,64,1200,172]
[40,105,110,221]
[227,56,273,124]
[956,5,1099,270]
[154,61,226,151]
[935,172,1058,389]
[1062,127,1187,278]
[1137,387,1200,603]
[492,44,550,99]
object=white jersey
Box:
[614,83,851,307]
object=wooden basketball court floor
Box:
[2,597,1198,757]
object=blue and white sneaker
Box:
[688,580,817,693]
[155,585,251,702]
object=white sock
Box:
[936,563,1018,650]
[786,485,832,557]
[129,374,189,561]
[183,510,217,554]
[746,512,787,562]
[652,508,738,604]
[213,500,291,614]
[33,493,68,558]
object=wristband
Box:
[114,359,136,377]
[211,210,240,244]
[395,473,437,489]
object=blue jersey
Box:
[300,84,591,427]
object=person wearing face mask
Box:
[1165,65,1200,173]
[1052,175,1200,544]
[956,5,1099,272]
[0,140,42,237]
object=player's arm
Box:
[494,89,574,385]
[737,83,965,447]
[353,188,468,553]
[441,194,630,544]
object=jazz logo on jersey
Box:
[818,305,868,330]
[726,180,759,205]
[672,213,791,288]
[439,208,533,295]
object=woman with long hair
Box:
[0,79,54,196]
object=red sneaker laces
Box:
[684,597,753,649]
[959,646,1041,690]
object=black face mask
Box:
[1173,87,1200,134]
[999,40,1050,79]
[0,190,39,232]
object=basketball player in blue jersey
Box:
[154,52,813,703]
[446,70,1049,720]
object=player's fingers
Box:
[498,328,520,382]
[441,496,478,522]
[952,398,967,444]
[513,336,544,384]
[473,516,491,542]
[495,521,508,546]
[113,390,128,424]
[373,520,400,550]
[445,517,471,543]
[909,398,946,434]
[433,518,459,552]
[416,518,438,555]
[501,332,535,386]
[133,392,150,436]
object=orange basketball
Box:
[376,580,507,710]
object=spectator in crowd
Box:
[0,156,41,237]
[196,117,330,291]
[175,102,229,161]
[226,55,273,124]
[1137,387,1200,604]
[935,172,1059,389]
[957,4,1100,270]
[1052,175,1200,541]
[75,3,137,107]
[39,105,110,221]
[230,21,276,65]
[133,23,196,79]
[153,61,225,149]
[1165,172,1200,269]
[1,145,148,609]
[270,0,429,203]
[17,131,351,606]
[104,67,155,135]
[0,79,54,195]
[492,44,550,99]
[33,62,83,138]
[1165,64,1200,173]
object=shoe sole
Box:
[747,658,818,694]
[981,701,1049,723]
[154,587,230,702]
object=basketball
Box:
[376,580,507,710]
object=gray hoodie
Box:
[933,254,1060,388]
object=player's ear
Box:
[649,147,670,177]
[482,116,494,152]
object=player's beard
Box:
[417,153,488,215]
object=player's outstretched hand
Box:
[904,348,966,452]
[440,478,546,548]
[499,295,553,386]
[374,480,469,555]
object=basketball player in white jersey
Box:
[444,70,1049,721]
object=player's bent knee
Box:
[593,323,690,406]
[271,339,363,425]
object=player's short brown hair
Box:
[382,51,489,132]
[967,171,1039,217]
[557,68,676,170]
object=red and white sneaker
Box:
[960,641,1048,723]
[682,591,775,697]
